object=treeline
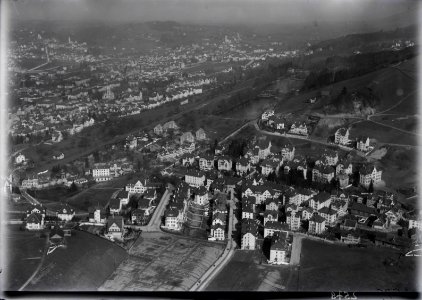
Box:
[303,46,416,91]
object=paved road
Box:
[139,188,171,232]
[289,234,304,266]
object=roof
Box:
[349,202,378,215]
[26,212,42,224]
[318,207,337,215]
[265,221,283,231]
[360,164,381,175]
[309,214,326,223]
[165,208,179,218]
[117,190,129,199]
[109,198,121,209]
[107,216,124,230]
[312,192,331,203]
[343,219,357,228]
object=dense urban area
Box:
[3,7,421,294]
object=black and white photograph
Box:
[0,0,421,297]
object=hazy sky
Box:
[9,0,418,25]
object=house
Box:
[288,122,308,136]
[131,209,147,224]
[88,206,106,224]
[349,202,378,218]
[288,211,302,231]
[181,153,195,166]
[356,137,370,152]
[210,224,225,241]
[163,120,178,131]
[318,207,337,226]
[261,159,280,177]
[217,156,233,172]
[264,210,278,225]
[154,124,163,135]
[180,131,195,144]
[261,109,274,121]
[126,177,151,194]
[264,221,284,238]
[92,164,111,182]
[338,172,350,188]
[107,216,124,240]
[236,157,251,176]
[255,139,272,159]
[340,219,357,231]
[312,164,335,183]
[109,198,121,215]
[265,198,279,211]
[268,231,290,265]
[336,161,353,176]
[185,169,206,187]
[241,219,260,250]
[308,214,326,234]
[409,217,422,230]
[340,232,361,244]
[309,192,331,211]
[242,203,255,219]
[164,208,182,230]
[359,165,382,188]
[194,186,209,205]
[195,128,206,141]
[334,128,350,146]
[26,213,44,230]
[281,145,295,161]
[53,152,65,160]
[49,228,65,246]
[56,205,75,221]
[199,154,215,171]
[15,153,26,164]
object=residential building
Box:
[334,128,350,146]
[199,155,215,171]
[217,156,233,172]
[268,231,290,265]
[241,219,259,250]
[185,169,206,187]
[107,216,124,240]
[359,165,382,188]
[264,221,284,238]
[309,192,332,211]
[308,214,326,234]
[195,128,206,141]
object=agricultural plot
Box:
[288,239,419,291]
[206,250,291,291]
[24,230,127,291]
[3,225,47,291]
[99,232,224,291]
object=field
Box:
[99,231,224,291]
[289,239,419,291]
[3,225,47,291]
[379,146,418,189]
[206,250,291,291]
[350,120,417,146]
[24,230,127,291]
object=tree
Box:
[69,182,78,193]
[368,180,374,193]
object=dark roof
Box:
[312,192,331,203]
[107,216,124,230]
[309,214,326,223]
[265,221,283,230]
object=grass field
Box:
[350,120,417,146]
[100,231,224,291]
[24,230,127,291]
[379,146,418,189]
[289,239,419,292]
[4,225,47,291]
[206,250,290,291]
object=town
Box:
[2,0,420,295]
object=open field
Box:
[205,250,291,291]
[99,231,224,291]
[370,115,418,134]
[4,225,47,291]
[24,230,127,291]
[288,239,419,291]
[379,146,418,189]
[350,120,417,146]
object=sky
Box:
[8,0,418,25]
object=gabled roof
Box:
[309,214,326,223]
[312,192,331,203]
[26,212,42,224]
[265,220,283,230]
[107,216,124,230]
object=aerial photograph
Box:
[1,0,421,297]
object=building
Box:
[194,186,209,205]
[409,217,422,230]
[356,137,370,152]
[92,164,111,182]
[308,214,326,234]
[241,219,259,250]
[199,155,215,171]
[264,221,284,238]
[195,128,207,141]
[309,192,332,211]
[164,208,182,230]
[261,159,280,177]
[312,164,335,183]
[264,210,278,225]
[340,233,361,244]
[268,231,290,265]
[287,211,302,231]
[88,206,106,224]
[359,165,382,188]
[154,124,163,135]
[15,153,26,164]
[107,216,124,240]
[334,128,350,146]
[210,224,225,241]
[236,157,251,176]
[56,205,75,221]
[126,177,151,194]
[256,139,272,160]
[185,169,206,187]
[318,207,337,226]
[217,156,233,172]
[180,131,195,144]
[281,145,295,161]
[26,213,44,230]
